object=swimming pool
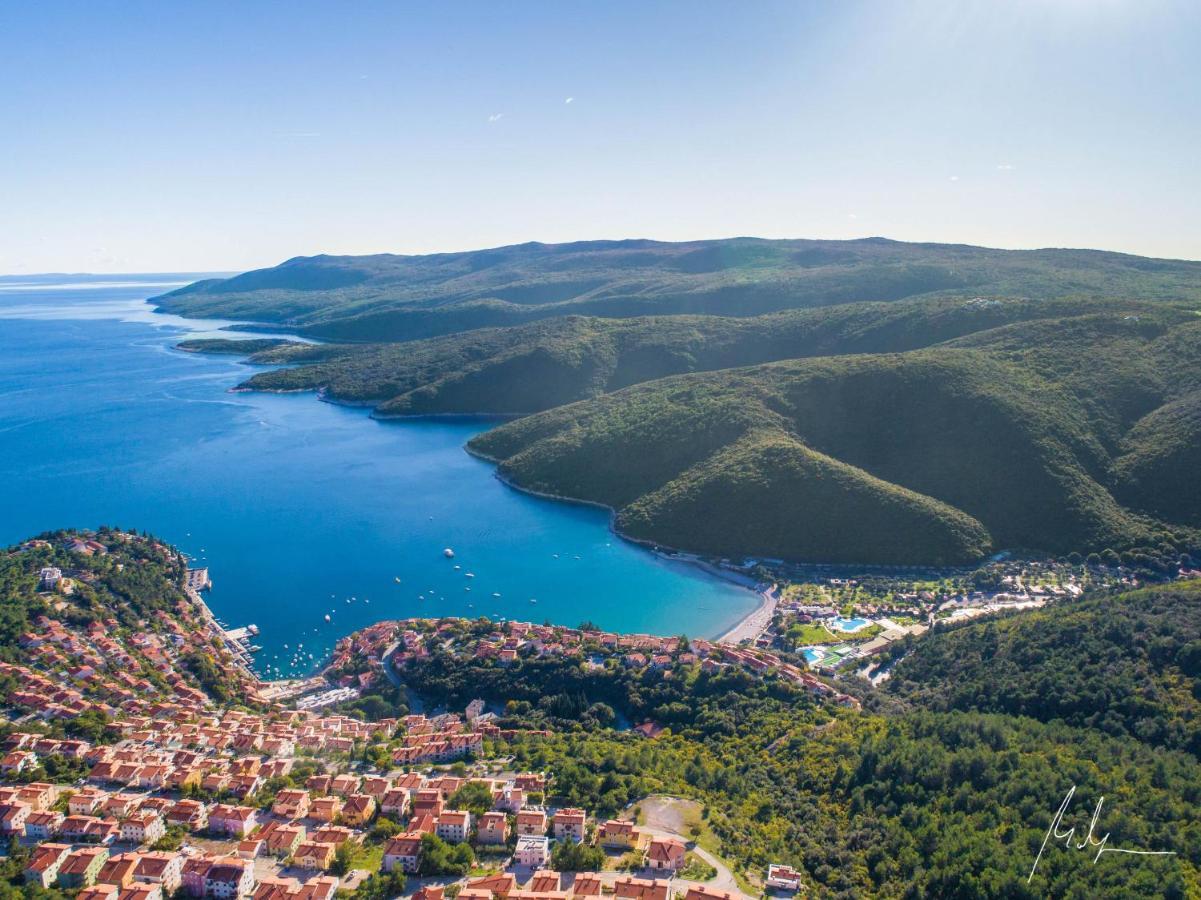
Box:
[830,616,872,632]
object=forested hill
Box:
[0,529,260,708]
[886,581,1201,755]
[167,237,1201,567]
[378,584,1201,897]
[154,237,1201,342]
[468,308,1201,565]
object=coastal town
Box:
[5,528,1197,900]
[0,530,837,900]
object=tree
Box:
[330,842,355,876]
[417,833,474,876]
[551,839,605,872]
[448,781,494,817]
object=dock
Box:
[186,567,212,591]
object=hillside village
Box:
[8,529,1196,900]
[326,619,860,713]
[0,532,820,900]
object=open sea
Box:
[0,275,755,677]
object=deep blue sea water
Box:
[0,276,754,676]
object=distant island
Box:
[163,237,1201,569]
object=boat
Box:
[443,548,455,558]
[323,614,331,622]
[465,572,475,578]
[394,577,401,583]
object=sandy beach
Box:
[718,583,779,644]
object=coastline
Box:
[172,327,767,645]
[464,442,766,641]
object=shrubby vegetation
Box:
[472,322,1201,563]
[394,584,1201,897]
[170,240,1201,566]
[887,581,1201,754]
[155,237,1201,342]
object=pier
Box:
[186,566,211,591]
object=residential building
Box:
[340,794,375,826]
[514,835,550,868]
[597,819,640,849]
[381,833,423,874]
[120,811,165,845]
[24,843,71,888]
[551,808,586,843]
[435,810,471,844]
[766,864,803,892]
[476,811,508,845]
[271,790,310,819]
[57,846,110,889]
[612,878,669,900]
[208,805,258,838]
[0,801,31,836]
[645,837,686,872]
[528,870,561,893]
[96,854,140,889]
[515,809,546,836]
[133,851,184,895]
[570,873,603,897]
[681,889,739,900]
[292,842,335,871]
[206,859,255,898]
[24,809,64,840]
[308,797,341,824]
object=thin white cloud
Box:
[949,175,960,182]
[565,97,574,104]
[488,113,504,123]
[996,163,1016,171]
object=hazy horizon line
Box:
[5,232,1201,279]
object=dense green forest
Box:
[167,238,1201,566]
[176,337,295,355]
[206,295,1161,413]
[394,587,1201,898]
[470,313,1201,563]
[886,581,1201,755]
[154,237,1201,342]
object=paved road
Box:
[632,795,750,898]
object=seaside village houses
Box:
[0,536,821,900]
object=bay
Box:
[0,276,755,677]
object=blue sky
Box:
[2,0,1198,273]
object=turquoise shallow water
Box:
[0,276,755,676]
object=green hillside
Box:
[396,595,1201,897]
[167,238,1201,566]
[195,295,1176,415]
[154,237,1201,342]
[886,581,1201,755]
[469,321,1200,563]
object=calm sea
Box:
[0,276,754,676]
